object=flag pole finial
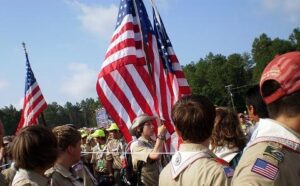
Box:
[22,42,28,54]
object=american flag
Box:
[251,158,279,180]
[17,43,47,131]
[96,0,190,147]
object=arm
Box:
[148,124,167,160]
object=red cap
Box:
[260,52,300,104]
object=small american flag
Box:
[251,158,279,180]
[17,43,47,131]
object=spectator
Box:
[232,52,300,185]
[210,107,246,169]
[159,95,232,186]
[130,114,167,186]
[245,84,269,142]
[11,126,57,186]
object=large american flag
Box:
[17,44,47,131]
[96,0,190,148]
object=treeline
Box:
[183,28,300,111]
[1,28,300,135]
[0,98,101,135]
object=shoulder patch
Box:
[263,145,285,162]
[223,167,234,178]
[251,158,279,180]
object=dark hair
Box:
[52,125,81,152]
[172,95,216,143]
[12,126,58,170]
[210,107,246,151]
[245,85,269,118]
[261,80,300,118]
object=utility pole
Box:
[225,84,236,111]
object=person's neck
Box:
[182,138,210,148]
[33,167,48,176]
[142,134,151,141]
[55,155,73,170]
[276,115,300,135]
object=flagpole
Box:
[21,42,47,127]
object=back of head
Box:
[172,94,216,143]
[211,107,245,150]
[52,125,81,152]
[12,126,58,170]
[245,84,269,118]
[260,52,300,119]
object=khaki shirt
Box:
[159,143,232,186]
[106,138,126,170]
[81,144,92,164]
[232,141,300,186]
[45,163,83,186]
[91,143,107,173]
[132,137,160,186]
[12,168,50,186]
[1,165,16,186]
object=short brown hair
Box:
[172,95,216,143]
[12,126,58,170]
[52,125,81,152]
[210,107,246,150]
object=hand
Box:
[157,124,167,136]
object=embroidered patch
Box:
[223,167,234,178]
[251,158,279,180]
[263,145,285,162]
[174,152,181,166]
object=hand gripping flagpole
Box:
[21,42,47,127]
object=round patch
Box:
[174,152,182,166]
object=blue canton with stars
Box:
[116,0,154,46]
[24,53,37,94]
[153,8,174,73]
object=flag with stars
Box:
[17,48,47,131]
[96,0,191,148]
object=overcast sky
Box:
[0,0,299,108]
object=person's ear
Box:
[249,105,256,115]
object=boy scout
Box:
[106,123,126,186]
[130,114,167,186]
[159,95,233,186]
[232,52,300,185]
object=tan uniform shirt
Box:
[106,138,126,170]
[12,168,50,186]
[232,142,300,186]
[91,143,107,173]
[159,143,232,186]
[132,136,160,186]
[45,163,83,186]
[81,144,92,164]
[1,165,16,186]
[232,119,300,186]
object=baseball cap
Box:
[130,114,157,136]
[91,129,105,138]
[106,123,119,131]
[260,52,300,104]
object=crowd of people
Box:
[0,51,299,185]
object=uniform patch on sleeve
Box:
[251,158,279,180]
[223,167,234,178]
[263,145,284,162]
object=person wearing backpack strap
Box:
[130,114,167,186]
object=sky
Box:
[0,0,299,109]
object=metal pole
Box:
[225,84,235,111]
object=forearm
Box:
[149,138,164,160]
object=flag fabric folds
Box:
[96,0,191,149]
[17,48,47,131]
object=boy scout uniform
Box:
[132,136,160,186]
[232,119,300,186]
[91,143,108,176]
[45,163,83,186]
[12,168,50,186]
[159,143,233,186]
